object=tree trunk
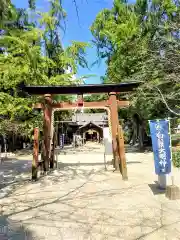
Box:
[131,118,138,145]
[138,124,144,151]
[12,132,15,152]
[130,114,145,149]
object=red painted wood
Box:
[33,100,129,110]
[32,127,39,180]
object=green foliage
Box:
[83,94,108,113]
[0,0,89,137]
[171,133,180,147]
[172,150,180,168]
[91,0,180,121]
[123,130,131,144]
[28,0,36,10]
[0,0,13,23]
[84,94,108,102]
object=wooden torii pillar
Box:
[109,92,120,170]
[43,94,52,173]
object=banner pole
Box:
[168,118,173,164]
[168,117,173,183]
[156,120,167,189]
[158,174,167,189]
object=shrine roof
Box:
[79,122,103,130]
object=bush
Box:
[172,150,180,168]
[123,130,131,144]
[171,134,180,147]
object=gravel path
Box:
[0,143,180,240]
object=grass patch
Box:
[172,149,180,168]
[171,133,180,147]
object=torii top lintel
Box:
[23,82,140,95]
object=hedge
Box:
[172,150,180,168]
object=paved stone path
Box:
[0,143,180,239]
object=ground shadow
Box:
[58,144,153,155]
[1,175,176,240]
[57,161,142,167]
[0,158,31,198]
[1,145,180,239]
[125,145,152,153]
[57,149,103,155]
[57,161,112,168]
[56,143,105,155]
[0,215,34,239]
[14,149,32,156]
[148,181,166,195]
[126,161,142,164]
[0,144,146,199]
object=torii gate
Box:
[23,82,139,181]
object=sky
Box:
[12,0,134,84]
[12,0,113,84]
[61,0,114,84]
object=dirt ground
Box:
[0,142,180,240]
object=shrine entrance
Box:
[23,82,139,181]
[85,130,98,142]
[79,122,103,143]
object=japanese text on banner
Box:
[149,120,171,175]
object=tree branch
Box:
[155,87,180,116]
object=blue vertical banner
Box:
[149,119,172,175]
[59,134,65,148]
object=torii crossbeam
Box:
[34,99,129,109]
